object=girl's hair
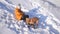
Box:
[21,15,29,21]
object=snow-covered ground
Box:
[0,0,60,34]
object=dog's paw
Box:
[28,25,30,29]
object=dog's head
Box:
[26,18,30,24]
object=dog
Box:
[25,17,39,28]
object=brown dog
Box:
[25,17,39,28]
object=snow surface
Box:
[0,0,60,34]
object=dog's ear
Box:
[36,20,39,25]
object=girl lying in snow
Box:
[14,6,25,20]
[14,6,39,29]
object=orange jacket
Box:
[14,7,24,20]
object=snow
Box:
[0,0,60,34]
